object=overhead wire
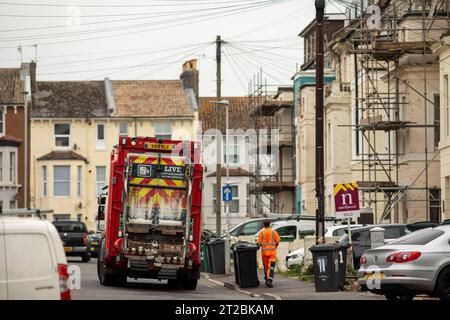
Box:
[0,0,290,49]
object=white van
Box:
[0,217,70,300]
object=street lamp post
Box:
[210,99,231,275]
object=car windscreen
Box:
[54,222,87,233]
[389,228,445,245]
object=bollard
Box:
[370,227,385,249]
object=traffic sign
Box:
[334,182,360,219]
[222,184,233,202]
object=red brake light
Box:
[188,243,197,257]
[58,264,71,300]
[360,255,367,265]
[386,251,421,263]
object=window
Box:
[96,166,107,196]
[9,201,16,209]
[0,109,4,135]
[54,124,70,147]
[445,75,449,136]
[429,188,441,224]
[333,228,349,237]
[246,183,251,213]
[239,221,261,236]
[54,165,70,196]
[276,226,297,238]
[41,165,47,197]
[400,96,407,121]
[434,94,440,148]
[53,221,87,233]
[155,121,172,140]
[9,152,16,183]
[223,136,241,165]
[391,229,445,246]
[229,185,239,213]
[96,124,105,149]
[53,214,71,221]
[384,227,404,239]
[119,122,128,136]
[77,166,82,196]
[0,152,2,181]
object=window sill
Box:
[0,184,21,190]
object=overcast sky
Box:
[0,0,341,96]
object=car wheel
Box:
[436,267,450,301]
[385,293,415,301]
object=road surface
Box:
[69,258,259,300]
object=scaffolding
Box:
[247,69,296,215]
[337,0,449,223]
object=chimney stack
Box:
[180,59,199,102]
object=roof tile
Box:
[112,80,193,117]
[0,68,24,104]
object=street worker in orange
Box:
[257,219,280,288]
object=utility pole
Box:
[315,0,325,244]
[215,35,222,236]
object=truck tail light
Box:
[58,264,71,300]
[188,243,197,257]
[83,233,88,246]
[386,251,421,263]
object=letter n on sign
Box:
[334,183,360,219]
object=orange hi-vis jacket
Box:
[257,227,281,256]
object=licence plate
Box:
[64,247,73,253]
[91,241,99,245]
[364,272,384,281]
[161,264,181,269]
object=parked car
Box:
[358,225,450,300]
[285,224,364,269]
[285,248,305,269]
[53,220,90,263]
[339,224,410,269]
[257,218,337,242]
[0,216,71,300]
[227,218,280,238]
[325,224,364,237]
[87,232,102,258]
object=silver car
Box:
[358,225,450,301]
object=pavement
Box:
[204,269,385,300]
[69,258,260,300]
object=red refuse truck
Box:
[97,137,203,289]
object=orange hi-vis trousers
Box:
[262,254,276,282]
[257,228,280,282]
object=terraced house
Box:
[0,63,34,210]
[29,61,199,230]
